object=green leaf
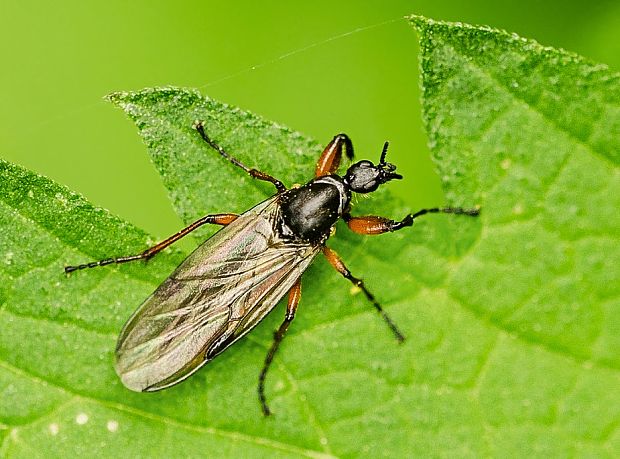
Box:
[410,14,620,456]
[1,15,618,459]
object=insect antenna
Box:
[379,141,389,164]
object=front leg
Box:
[344,206,480,235]
[315,133,354,177]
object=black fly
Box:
[65,122,480,415]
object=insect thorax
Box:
[278,175,350,243]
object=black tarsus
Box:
[257,315,294,416]
[346,273,405,343]
[323,247,405,342]
[65,254,145,274]
[375,206,481,232]
[193,121,286,193]
[410,206,480,220]
[258,279,301,416]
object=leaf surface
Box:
[1,15,619,458]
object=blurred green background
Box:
[1,1,619,240]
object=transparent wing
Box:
[115,197,319,391]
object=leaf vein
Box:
[451,43,617,167]
[442,289,618,372]
[0,359,336,459]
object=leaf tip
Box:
[105,86,203,109]
[406,14,432,32]
[104,91,129,107]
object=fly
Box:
[65,121,480,415]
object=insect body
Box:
[65,122,479,415]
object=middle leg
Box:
[322,246,405,342]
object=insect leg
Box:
[344,206,480,235]
[315,133,354,177]
[64,213,238,273]
[322,246,405,342]
[193,121,286,193]
[258,277,302,416]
